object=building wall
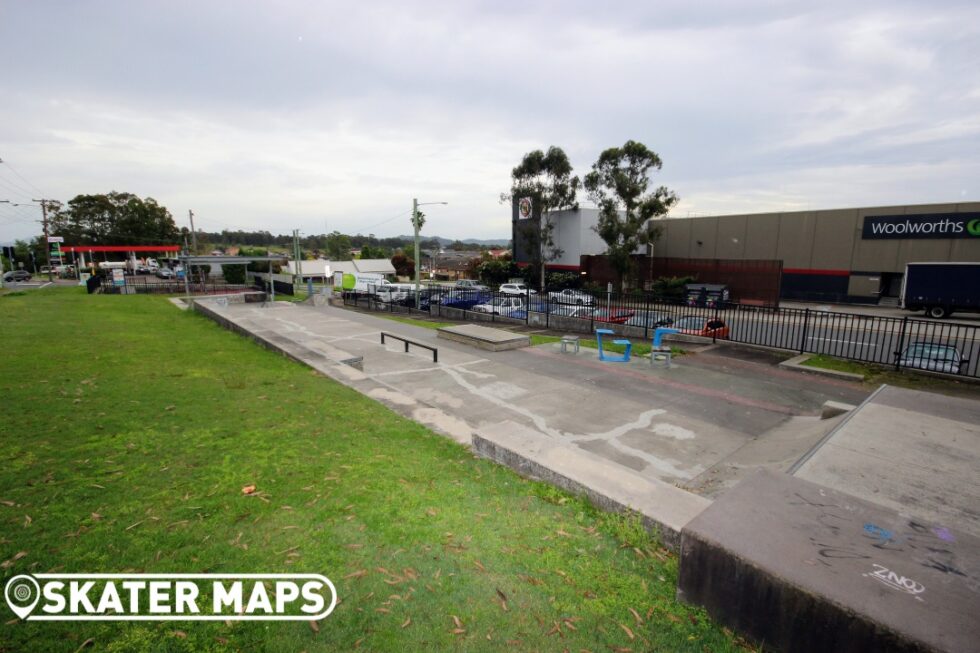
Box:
[516,202,980,303]
[652,202,980,302]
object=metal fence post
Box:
[894,316,909,371]
[799,308,810,354]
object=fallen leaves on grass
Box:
[401,617,411,628]
[495,588,509,612]
[72,638,94,653]
[0,551,27,569]
[241,484,256,495]
[618,623,636,640]
[343,569,368,580]
[628,607,643,625]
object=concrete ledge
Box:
[473,421,710,551]
[678,469,980,653]
[820,399,856,419]
[780,353,866,381]
[437,324,530,351]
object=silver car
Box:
[548,288,595,306]
[898,342,967,374]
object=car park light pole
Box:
[413,198,448,309]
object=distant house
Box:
[352,258,396,275]
[431,251,481,280]
[285,258,397,281]
[286,259,331,279]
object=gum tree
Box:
[583,140,678,291]
[503,147,580,290]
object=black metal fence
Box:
[97,277,255,295]
[343,285,980,379]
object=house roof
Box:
[353,258,396,274]
[286,260,331,277]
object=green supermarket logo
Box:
[863,213,980,240]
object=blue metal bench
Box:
[595,328,632,362]
[651,327,680,368]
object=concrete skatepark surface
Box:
[191,297,980,651]
[794,385,980,539]
[193,299,869,497]
[679,469,980,653]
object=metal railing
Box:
[342,285,980,379]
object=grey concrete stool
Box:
[650,347,672,368]
[560,335,580,353]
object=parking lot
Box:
[199,299,871,499]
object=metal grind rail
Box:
[380,332,438,363]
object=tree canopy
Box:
[583,140,678,290]
[505,146,580,289]
[48,192,179,245]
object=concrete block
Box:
[678,469,979,653]
[821,399,856,419]
[473,421,710,551]
[437,324,530,351]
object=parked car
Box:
[155,268,176,279]
[550,305,595,319]
[440,289,491,310]
[548,288,596,306]
[673,315,730,339]
[592,309,635,325]
[3,270,31,282]
[898,342,968,374]
[499,283,537,296]
[625,310,674,329]
[455,279,489,292]
[374,284,413,304]
[473,296,525,315]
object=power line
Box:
[0,175,35,201]
[0,157,46,197]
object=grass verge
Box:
[0,288,750,652]
[801,353,978,396]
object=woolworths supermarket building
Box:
[516,201,980,304]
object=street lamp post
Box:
[413,198,447,309]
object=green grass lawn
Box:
[0,289,751,652]
[801,353,979,396]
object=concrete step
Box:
[678,469,979,653]
[473,421,710,551]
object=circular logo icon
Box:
[967,218,980,236]
[4,574,40,620]
[518,197,532,220]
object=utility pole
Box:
[292,229,302,289]
[188,209,198,254]
[33,199,53,282]
[413,198,420,309]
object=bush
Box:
[222,264,246,284]
[651,275,695,301]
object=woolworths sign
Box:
[862,213,980,240]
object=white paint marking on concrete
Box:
[443,366,693,477]
[367,387,418,406]
[807,337,878,348]
[411,407,472,444]
[651,423,696,440]
[481,382,527,400]
[373,359,489,378]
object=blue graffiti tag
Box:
[863,523,895,545]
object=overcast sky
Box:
[1,0,978,243]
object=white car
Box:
[550,305,594,319]
[499,283,537,296]
[898,342,968,375]
[472,296,525,314]
[548,288,595,306]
